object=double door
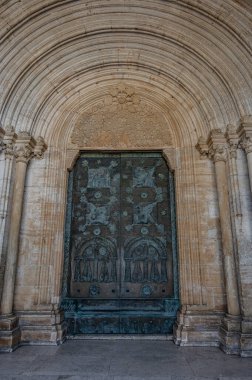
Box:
[62,152,179,334]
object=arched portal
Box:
[0,0,251,356]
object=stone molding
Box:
[162,148,177,171]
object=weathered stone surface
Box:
[0,0,252,357]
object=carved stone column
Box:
[208,130,240,317]
[0,127,17,227]
[197,129,241,354]
[0,127,17,296]
[236,116,252,357]
[0,132,47,351]
[238,116,252,193]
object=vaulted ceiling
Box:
[0,0,251,146]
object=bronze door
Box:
[62,153,179,334]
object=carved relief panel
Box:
[70,83,173,149]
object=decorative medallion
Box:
[94,191,102,199]
[141,285,153,297]
[141,227,149,235]
[89,285,100,296]
[93,227,101,236]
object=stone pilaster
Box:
[0,131,47,352]
[197,129,241,354]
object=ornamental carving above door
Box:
[62,152,179,334]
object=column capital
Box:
[207,129,227,162]
[196,129,227,162]
[2,126,17,158]
[237,115,252,154]
[195,136,209,158]
[34,136,47,159]
[225,124,239,159]
[14,131,36,164]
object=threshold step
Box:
[67,334,173,340]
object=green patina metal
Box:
[61,152,179,334]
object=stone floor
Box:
[0,339,252,380]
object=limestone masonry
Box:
[0,0,251,356]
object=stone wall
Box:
[0,0,251,356]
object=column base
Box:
[0,314,21,352]
[174,307,222,347]
[219,314,241,355]
[240,318,252,357]
[17,306,67,346]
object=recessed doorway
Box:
[61,152,179,334]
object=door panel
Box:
[70,156,120,299]
[62,152,179,334]
[120,156,172,299]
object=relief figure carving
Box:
[134,203,156,224]
[72,237,117,283]
[133,167,155,187]
[124,238,168,284]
